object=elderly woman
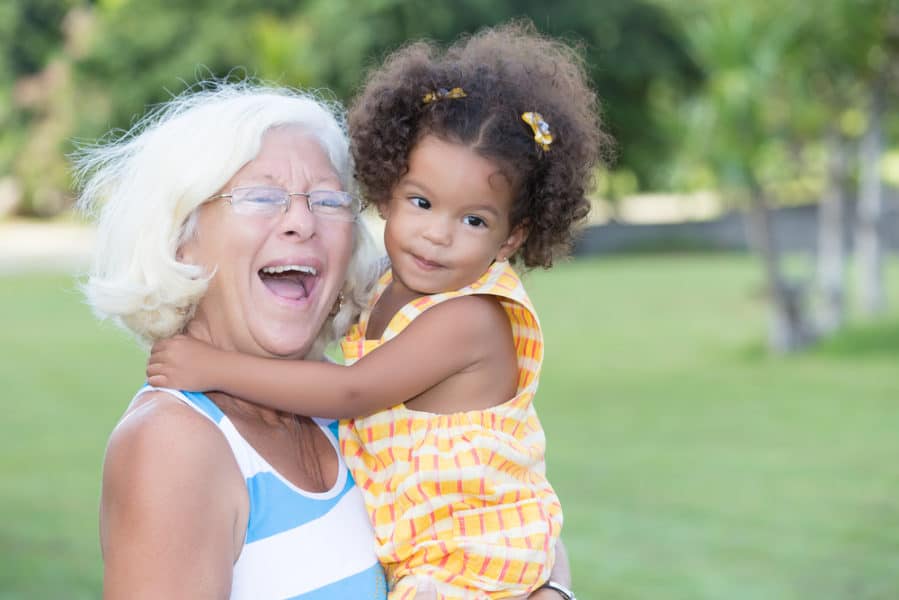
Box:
[77,82,571,599]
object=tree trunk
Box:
[745,182,815,352]
[856,81,887,316]
[817,131,849,333]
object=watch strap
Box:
[541,580,576,600]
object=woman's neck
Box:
[181,318,301,427]
[208,391,298,428]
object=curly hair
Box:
[348,20,612,268]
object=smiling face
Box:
[381,135,526,297]
[179,126,354,359]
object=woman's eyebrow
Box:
[311,174,343,188]
[238,174,280,186]
[244,173,342,189]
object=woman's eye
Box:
[410,196,431,209]
[314,197,344,208]
[249,196,281,206]
[242,189,285,206]
[463,215,486,228]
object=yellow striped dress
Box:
[339,260,563,600]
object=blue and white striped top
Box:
[134,386,387,600]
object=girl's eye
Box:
[410,196,431,209]
[463,215,487,228]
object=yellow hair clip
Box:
[521,112,553,151]
[422,87,468,104]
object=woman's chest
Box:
[228,415,339,492]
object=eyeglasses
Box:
[210,186,360,222]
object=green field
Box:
[2,255,898,599]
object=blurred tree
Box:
[0,0,702,216]
[0,0,83,216]
[816,129,851,334]
[661,0,898,351]
[852,3,899,318]
[302,0,704,189]
[72,0,702,190]
[787,0,898,323]
[785,3,863,334]
[663,1,818,352]
[74,0,312,133]
[0,0,74,77]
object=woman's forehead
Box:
[231,129,341,189]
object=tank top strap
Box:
[130,385,268,479]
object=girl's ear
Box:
[496,223,528,262]
[376,198,390,220]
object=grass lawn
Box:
[1,254,897,599]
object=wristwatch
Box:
[541,580,576,600]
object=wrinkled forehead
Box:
[227,126,343,191]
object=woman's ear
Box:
[176,229,199,264]
[496,224,528,262]
[175,211,201,263]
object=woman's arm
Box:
[531,539,572,598]
[502,540,571,600]
[147,295,505,418]
[101,393,246,599]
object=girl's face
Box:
[381,135,526,297]
[180,126,355,358]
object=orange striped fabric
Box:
[340,261,562,599]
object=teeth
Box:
[261,265,318,276]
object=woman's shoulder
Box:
[104,390,241,496]
[113,389,220,444]
[100,390,248,590]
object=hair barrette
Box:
[521,112,553,151]
[422,87,468,104]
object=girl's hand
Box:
[147,335,223,391]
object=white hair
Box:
[74,81,379,357]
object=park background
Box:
[1,0,898,598]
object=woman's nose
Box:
[279,194,317,240]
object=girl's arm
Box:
[147,295,505,418]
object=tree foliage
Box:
[0,0,894,223]
[69,0,702,187]
[3,0,703,213]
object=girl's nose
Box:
[421,216,453,246]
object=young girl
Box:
[149,22,607,600]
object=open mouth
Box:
[258,265,318,301]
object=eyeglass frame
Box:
[208,185,361,222]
